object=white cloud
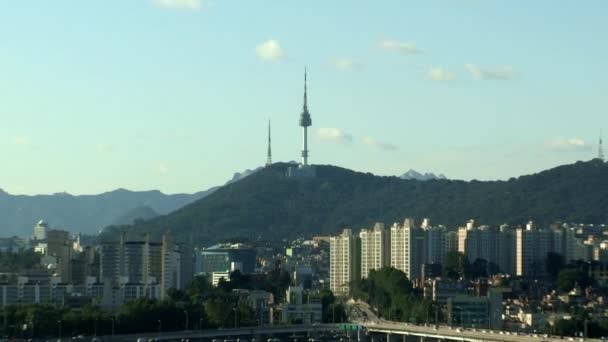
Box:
[158,163,169,175]
[378,39,424,54]
[363,137,397,151]
[465,64,515,80]
[255,39,285,61]
[14,136,29,146]
[546,138,591,152]
[331,59,361,71]
[429,67,455,81]
[96,143,114,153]
[152,0,203,10]
[317,127,353,143]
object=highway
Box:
[96,324,341,342]
[351,300,601,342]
[82,301,603,342]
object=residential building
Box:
[390,218,421,281]
[515,221,552,277]
[329,229,360,297]
[359,223,390,278]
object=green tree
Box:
[470,258,488,278]
[558,269,592,292]
[554,319,577,337]
[186,275,213,302]
[352,267,429,323]
[443,251,470,280]
[203,297,233,328]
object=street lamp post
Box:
[57,320,62,339]
[183,310,189,331]
[233,306,238,329]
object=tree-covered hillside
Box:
[103,159,608,244]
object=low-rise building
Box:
[281,286,322,324]
[446,295,489,328]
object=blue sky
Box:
[1,0,607,195]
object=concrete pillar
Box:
[387,333,399,342]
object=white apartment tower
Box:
[390,218,421,281]
[33,220,48,241]
[330,229,360,297]
[515,221,552,277]
[421,219,447,265]
[360,223,390,278]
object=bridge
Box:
[89,300,603,342]
[97,322,600,342]
[353,300,600,342]
[101,324,341,342]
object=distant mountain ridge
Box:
[226,167,263,185]
[0,188,215,237]
[103,159,608,245]
[400,169,447,181]
[0,164,275,237]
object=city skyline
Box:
[1,0,607,195]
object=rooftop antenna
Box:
[266,119,272,167]
[599,129,605,162]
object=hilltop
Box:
[103,159,608,244]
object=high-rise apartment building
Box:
[46,229,72,282]
[457,222,509,272]
[99,232,191,298]
[390,218,422,281]
[359,223,390,278]
[330,229,360,297]
[497,224,516,275]
[423,223,447,265]
[515,221,552,277]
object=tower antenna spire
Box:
[266,119,272,167]
[304,67,308,111]
[299,67,312,166]
[599,129,605,162]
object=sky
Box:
[1,0,607,195]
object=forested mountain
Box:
[103,159,608,244]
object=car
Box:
[456,328,462,332]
